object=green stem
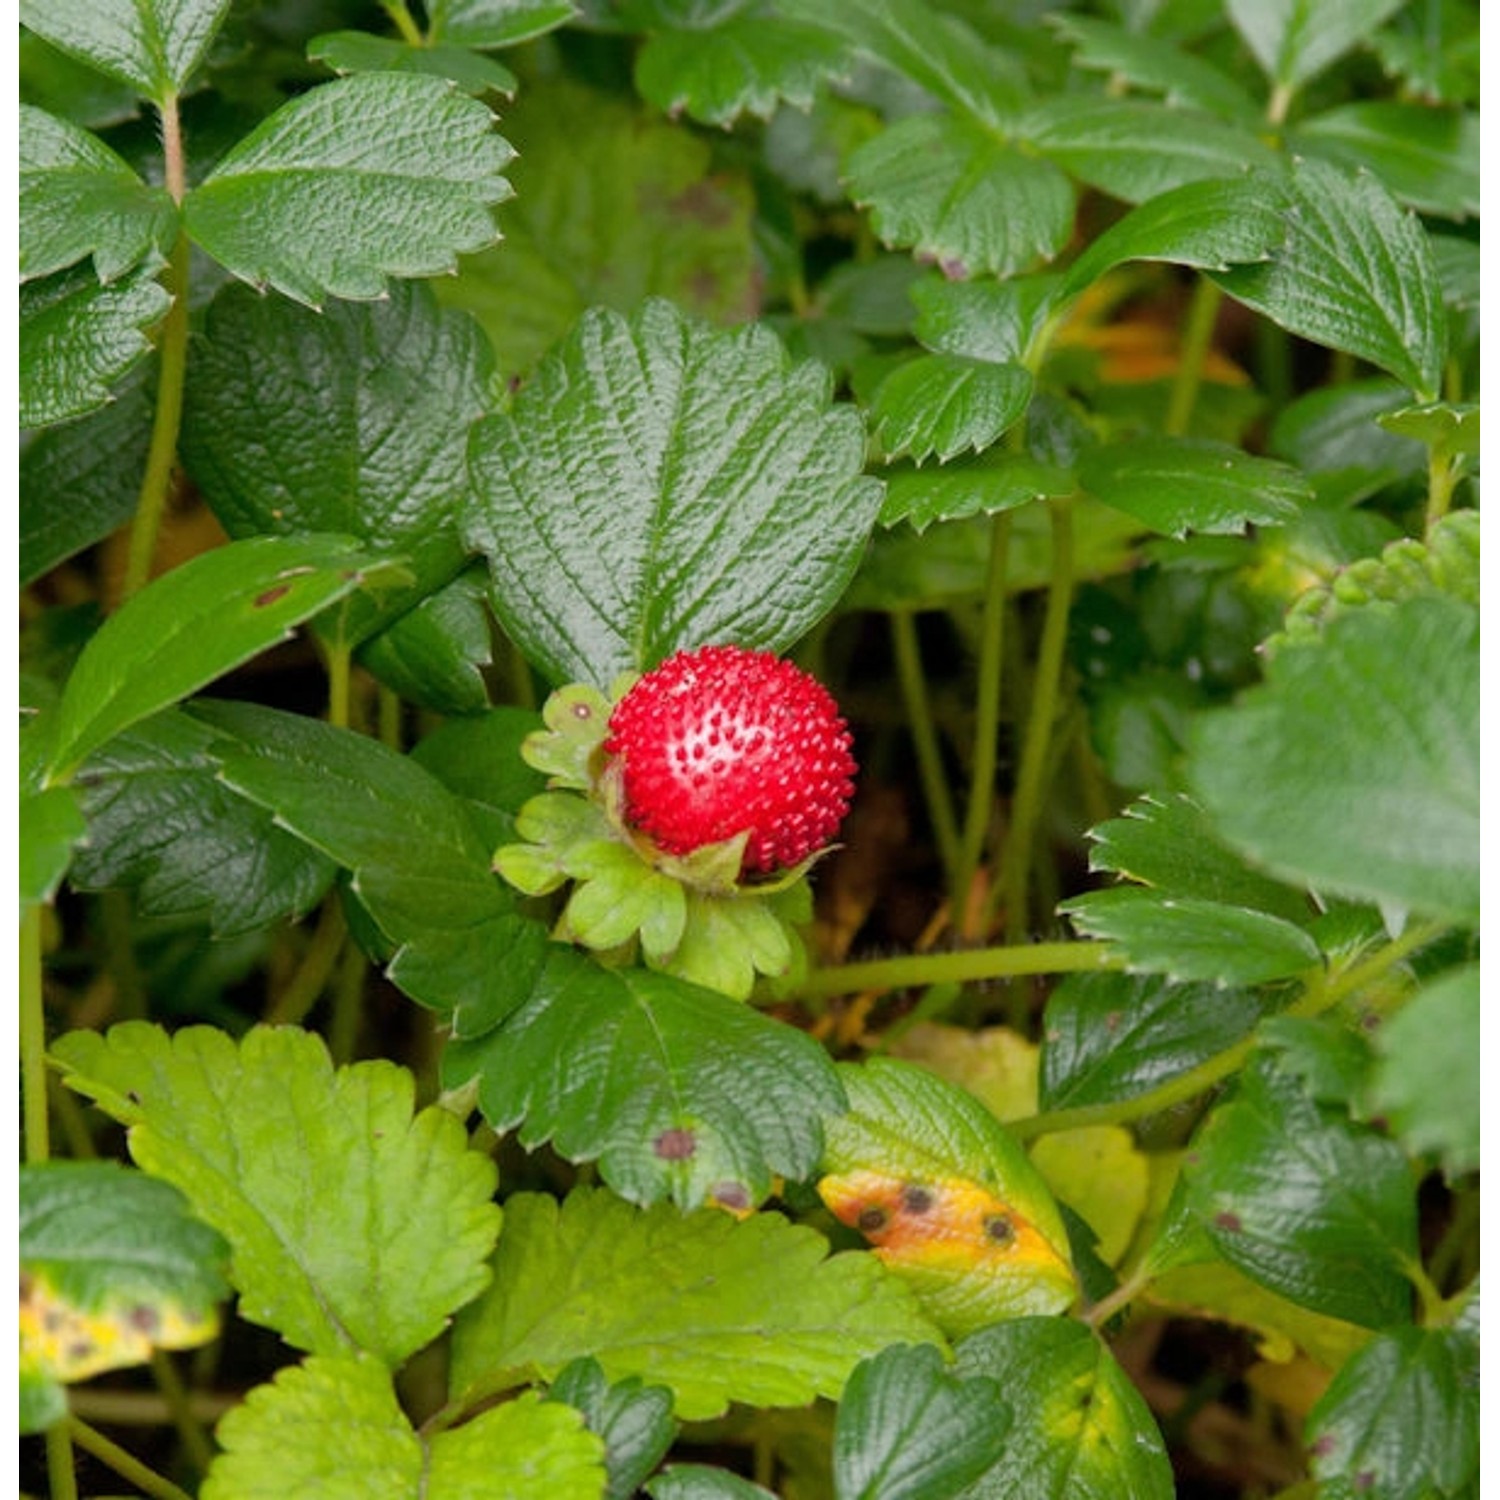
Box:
[325,640,353,730]
[1164,278,1223,438]
[327,940,369,1066]
[149,1350,217,1476]
[995,496,1075,941]
[378,684,403,751]
[1426,448,1459,531]
[266,898,349,1027]
[954,512,1011,935]
[380,0,427,45]
[121,94,190,606]
[45,1425,79,1500]
[800,940,1120,1001]
[1427,1190,1479,1293]
[22,905,50,1165]
[889,611,961,890]
[66,1418,194,1500]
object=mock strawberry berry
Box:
[604,644,857,875]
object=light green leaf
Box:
[1212,157,1446,400]
[442,948,844,1210]
[955,1317,1173,1499]
[636,18,848,126]
[1378,401,1480,458]
[53,1024,502,1367]
[845,115,1074,279]
[203,1354,606,1500]
[1024,98,1277,204]
[428,0,578,48]
[449,1187,942,1419]
[1226,0,1410,92]
[307,32,518,96]
[466,298,883,688]
[20,105,174,283]
[547,1359,677,1500]
[20,262,168,430]
[21,1161,228,1432]
[817,1058,1076,1337]
[1077,436,1311,537]
[184,74,513,307]
[879,453,1073,532]
[18,0,233,102]
[870,355,1032,465]
[1367,965,1478,1178]
[833,1343,1009,1500]
[1190,596,1479,923]
[180,280,492,645]
[47,534,397,780]
[20,777,86,911]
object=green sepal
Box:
[523,682,616,789]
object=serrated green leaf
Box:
[1260,1014,1374,1111]
[466,298,882,688]
[1226,0,1409,92]
[879,452,1074,533]
[21,1162,228,1433]
[832,1342,1008,1500]
[20,105,175,283]
[443,948,844,1209]
[1024,98,1277,205]
[19,0,233,102]
[1077,437,1311,538]
[1039,969,1264,1111]
[547,1358,678,1500]
[45,535,395,780]
[1367,965,1478,1177]
[1212,157,1446,400]
[428,0,578,48]
[184,74,512,307]
[20,262,168,430]
[1190,596,1479,923]
[817,1058,1076,1336]
[910,275,1062,366]
[308,32,518,96]
[954,1317,1173,1500]
[180,280,491,644]
[1305,1326,1478,1500]
[870,355,1032,465]
[432,79,756,380]
[356,568,495,717]
[20,779,86,911]
[1180,1042,1419,1329]
[845,115,1074,279]
[450,1187,942,1419]
[204,1354,606,1500]
[53,1023,501,1366]
[635,18,848,127]
[70,707,337,936]
[1377,401,1480,457]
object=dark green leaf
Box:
[547,1358,678,1500]
[356,569,495,717]
[1077,436,1310,537]
[1226,0,1409,91]
[879,453,1073,532]
[48,534,397,779]
[1367,965,1478,1177]
[871,355,1032,465]
[181,280,492,645]
[1305,1326,1478,1500]
[184,74,513,307]
[18,0,233,102]
[307,32,518,96]
[20,105,175,283]
[1257,1015,1374,1110]
[443,947,844,1210]
[911,276,1061,366]
[466,298,882,688]
[648,1471,775,1500]
[20,262,168,430]
[1212,157,1446,400]
[1180,1042,1419,1329]
[1039,969,1265,1111]
[833,1343,1009,1500]
[428,0,578,48]
[19,31,143,132]
[1268,379,1424,491]
[954,1317,1173,1499]
[70,708,337,936]
[409,705,547,844]
[845,115,1074,279]
[1190,596,1479,923]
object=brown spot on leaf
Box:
[983,1214,1015,1245]
[901,1185,935,1215]
[572,702,593,720]
[712,1182,750,1212]
[668,181,735,229]
[254,584,292,609]
[1214,1211,1243,1233]
[653,1128,696,1161]
[128,1304,160,1335]
[857,1205,890,1234]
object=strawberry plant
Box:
[19,1,1478,1497]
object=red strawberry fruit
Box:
[604,644,857,875]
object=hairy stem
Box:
[1164,278,1223,438]
[67,1418,194,1500]
[889,611,961,890]
[800,940,1120,1001]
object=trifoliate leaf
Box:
[18,0,233,102]
[20,1162,228,1433]
[20,105,175,283]
[845,115,1074,279]
[870,355,1032,465]
[307,32,518,97]
[449,1187,943,1419]
[20,262,168,430]
[879,452,1074,532]
[203,1354,606,1500]
[817,1058,1076,1336]
[1190,596,1479,923]
[547,1358,678,1500]
[955,1318,1173,1498]
[466,298,883,688]
[184,73,513,307]
[180,281,492,645]
[442,947,844,1210]
[1226,0,1409,92]
[428,0,578,49]
[53,1024,502,1367]
[70,707,337,937]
